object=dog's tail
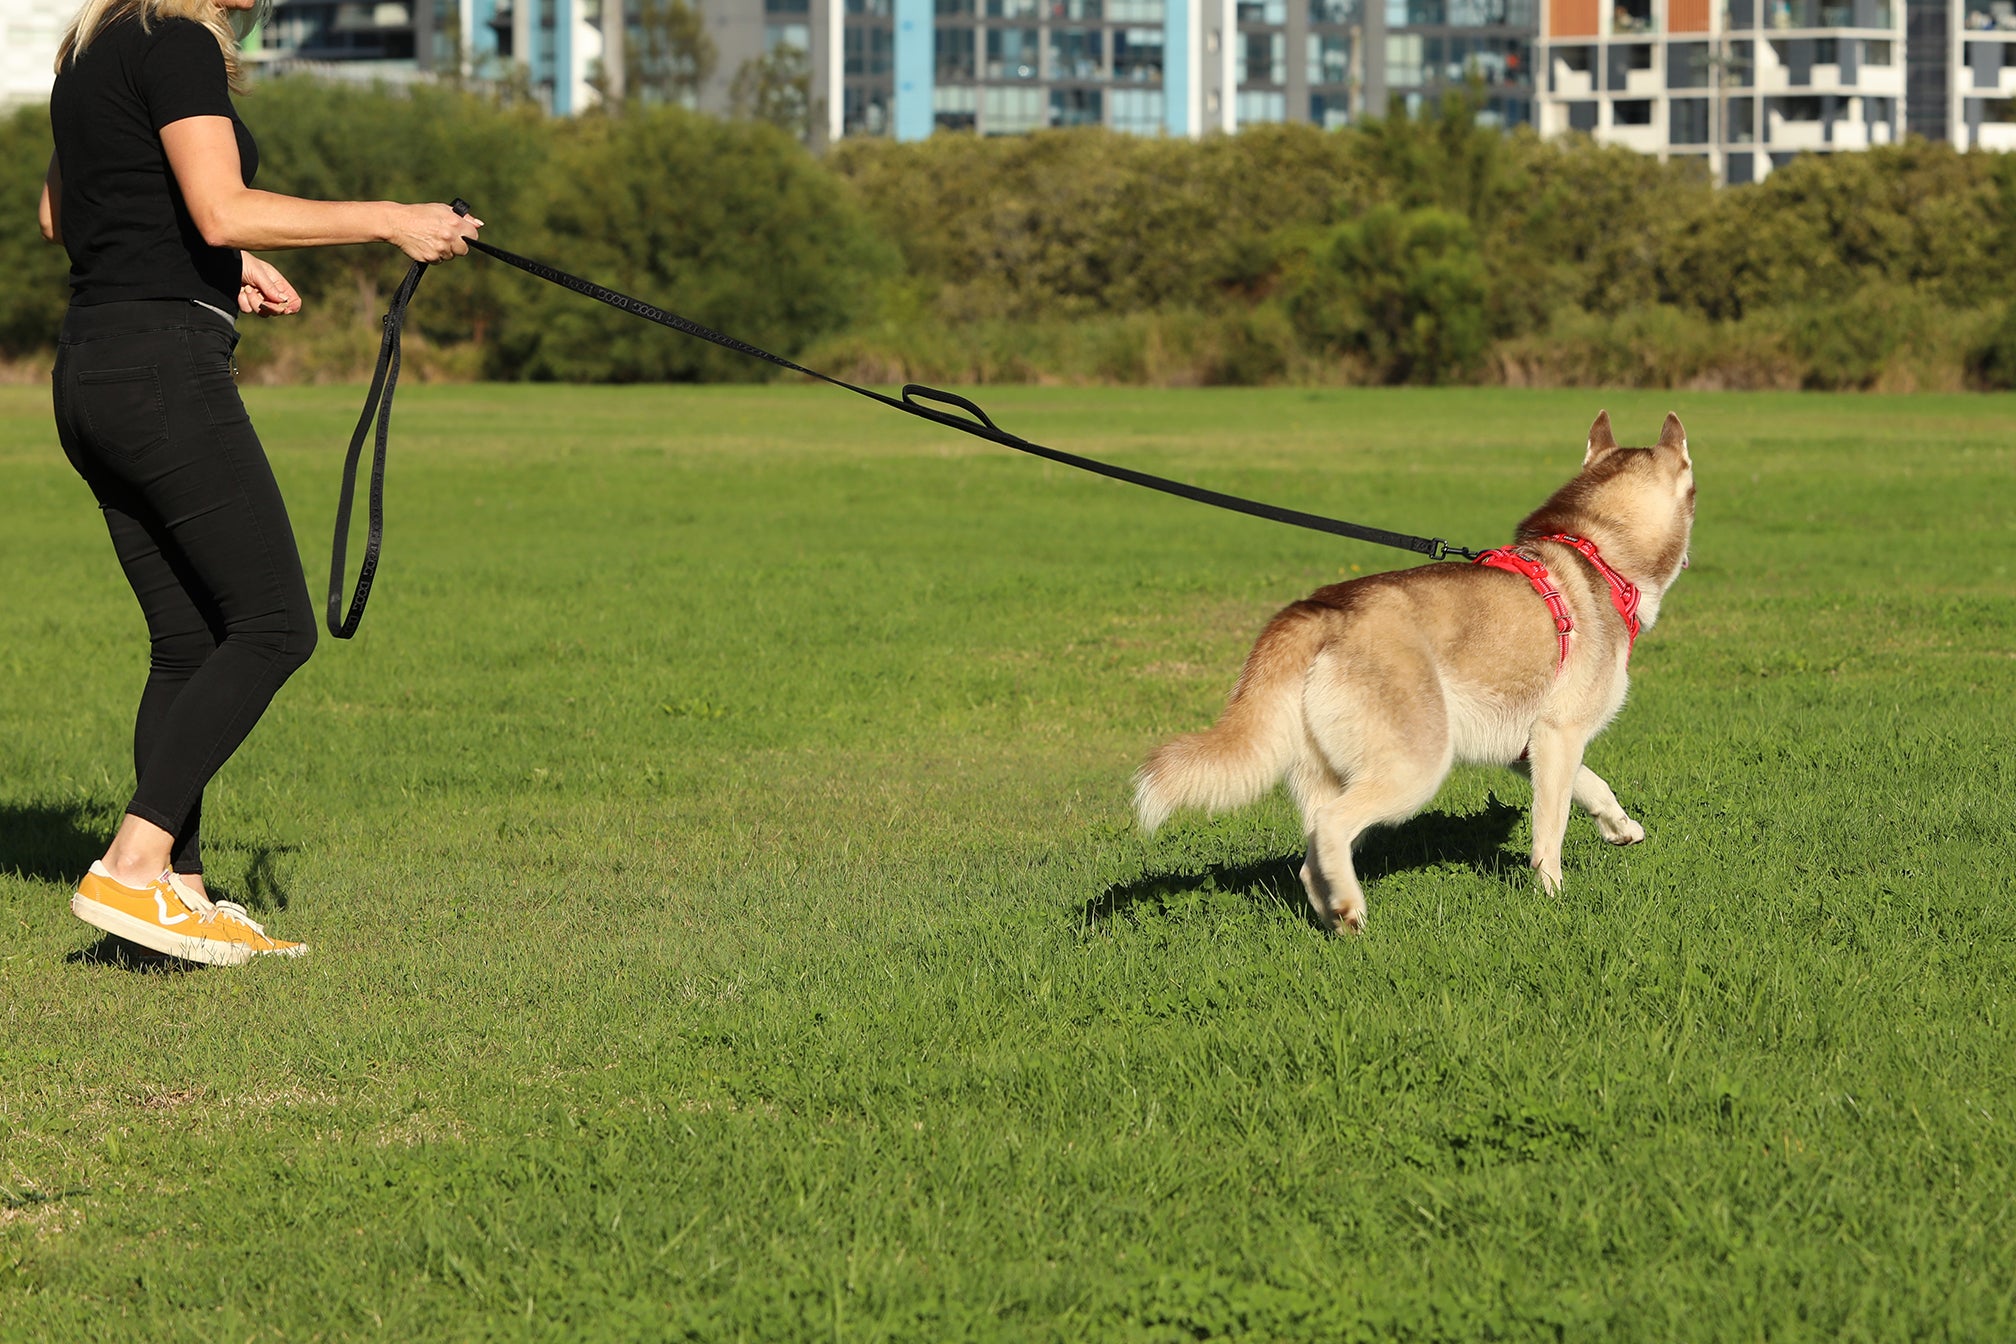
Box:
[1133,607,1327,832]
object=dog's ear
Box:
[1657,411,1690,466]
[1584,410,1618,466]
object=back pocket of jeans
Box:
[76,366,168,462]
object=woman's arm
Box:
[159,116,482,261]
[39,153,61,245]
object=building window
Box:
[983,85,1045,132]
[1050,27,1104,78]
[1727,95,1756,140]
[1053,0,1104,16]
[985,0,1039,15]
[1671,96,1710,141]
[1111,87,1164,131]
[1726,39,1754,87]
[1237,89,1288,122]
[844,25,893,76]
[1309,33,1350,85]
[1864,39,1892,65]
[1668,41,1709,88]
[936,26,975,77]
[984,28,1039,78]
[1566,98,1597,129]
[1606,41,1652,91]
[1051,87,1103,125]
[934,84,977,130]
[1114,26,1164,79]
[1311,91,1351,127]
[1613,97,1653,124]
[1314,0,1359,21]
[846,0,892,13]
[1242,31,1286,84]
[1613,0,1653,34]
[1107,0,1163,19]
[1237,0,1288,20]
[844,85,890,134]
[1386,34,1422,84]
[765,22,811,52]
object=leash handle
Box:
[327,256,428,639]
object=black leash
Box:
[327,199,1479,638]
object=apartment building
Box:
[1534,0,1906,181]
[2,0,2005,170]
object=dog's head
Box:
[1521,410,1696,593]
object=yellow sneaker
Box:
[71,864,307,966]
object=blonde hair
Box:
[56,0,271,91]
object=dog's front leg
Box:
[1573,765,1645,846]
[1525,725,1584,895]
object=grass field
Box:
[1,383,2012,1341]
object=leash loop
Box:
[901,384,1001,434]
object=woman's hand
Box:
[239,254,301,316]
[387,203,485,264]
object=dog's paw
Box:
[1601,815,1646,846]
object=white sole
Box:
[70,893,306,967]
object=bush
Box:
[0,106,71,359]
[1283,203,1488,384]
[488,107,897,382]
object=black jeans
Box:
[52,300,316,875]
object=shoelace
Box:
[208,901,267,937]
[165,874,269,937]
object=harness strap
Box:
[1472,533,1642,674]
[325,203,1481,638]
[1475,547,1575,673]
[1539,532,1642,652]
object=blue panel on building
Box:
[894,0,934,141]
[1163,0,1190,137]
[553,0,573,115]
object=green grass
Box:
[1,384,2012,1341]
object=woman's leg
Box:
[101,501,223,879]
[55,312,317,886]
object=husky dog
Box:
[1133,411,1696,932]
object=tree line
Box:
[8,81,2016,390]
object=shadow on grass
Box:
[1087,794,1525,929]
[64,933,205,976]
[0,799,109,884]
[0,797,293,913]
[235,844,294,913]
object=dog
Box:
[1133,411,1696,932]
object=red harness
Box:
[1473,533,1642,673]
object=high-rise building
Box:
[1534,0,1906,181]
[1,0,2006,174]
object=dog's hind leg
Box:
[1572,764,1644,846]
[1297,647,1452,933]
[1300,764,1445,934]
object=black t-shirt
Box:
[48,15,259,309]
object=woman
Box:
[41,0,481,965]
